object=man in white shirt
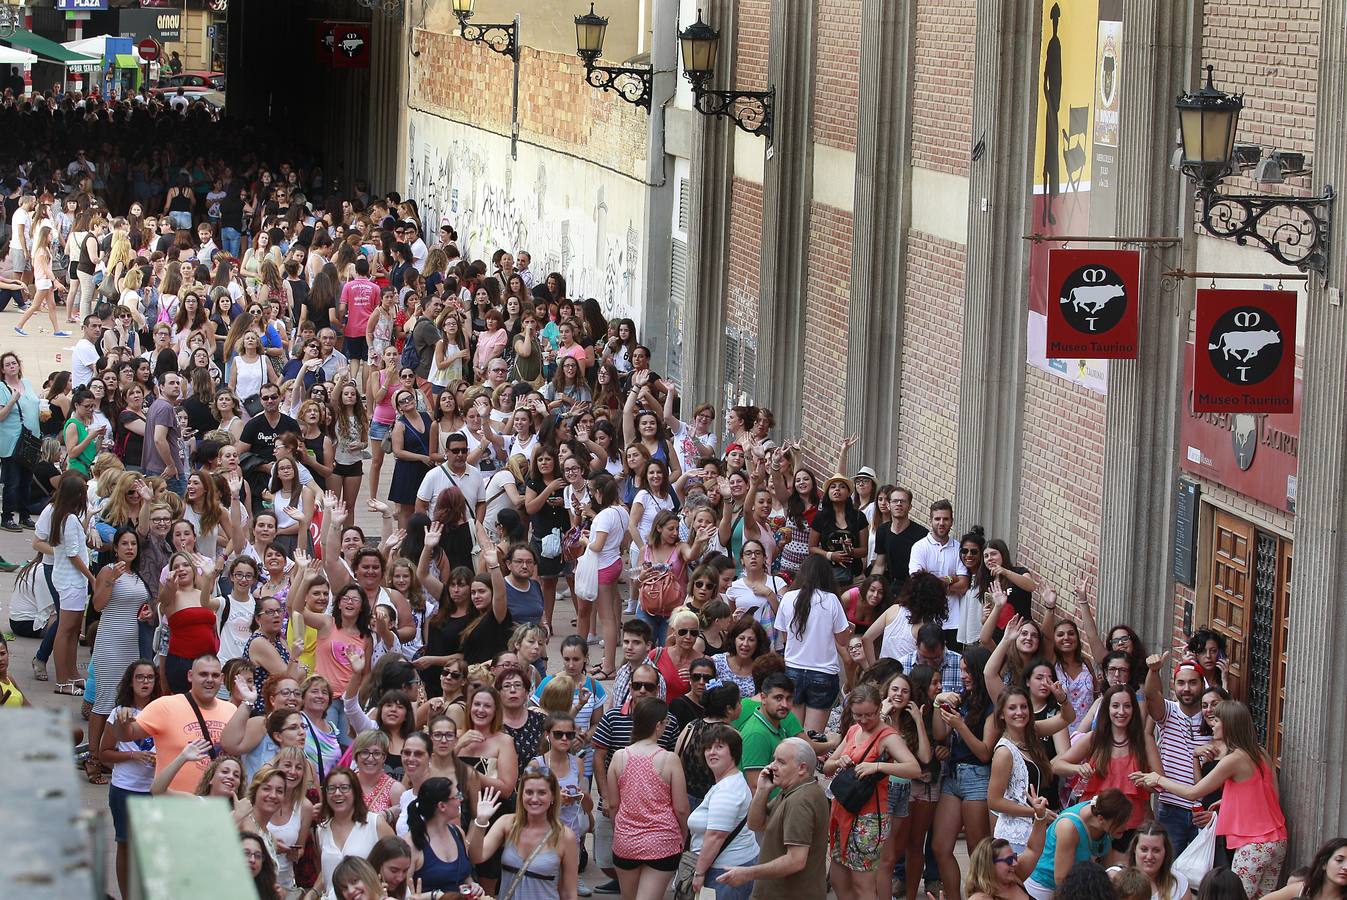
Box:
[71,314,104,388]
[7,194,33,285]
[908,499,969,649]
[405,222,428,271]
[416,431,484,520]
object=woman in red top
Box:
[160,550,220,693]
[608,696,689,900]
[1134,700,1288,899]
[648,609,702,702]
[1052,685,1159,837]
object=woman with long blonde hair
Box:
[15,225,63,336]
[470,765,579,900]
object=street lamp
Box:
[678,9,774,141]
[573,3,653,111]
[453,0,518,60]
[1176,65,1334,274]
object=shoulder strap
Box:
[706,813,751,869]
[498,827,557,900]
[184,693,221,759]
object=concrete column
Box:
[683,0,734,410]
[953,0,1038,538]
[1280,0,1347,850]
[844,0,917,473]
[639,0,678,373]
[756,0,816,435]
[1093,1,1197,638]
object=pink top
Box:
[341,278,379,337]
[1216,760,1287,847]
[315,629,361,695]
[372,370,397,425]
[612,750,684,861]
[473,328,509,370]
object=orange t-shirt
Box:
[135,694,239,792]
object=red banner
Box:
[1193,289,1297,414]
[1044,248,1140,359]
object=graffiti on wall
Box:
[406,114,643,324]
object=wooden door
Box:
[1207,510,1254,695]
[1269,540,1292,764]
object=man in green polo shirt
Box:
[738,672,795,789]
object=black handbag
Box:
[830,730,887,814]
[14,403,41,470]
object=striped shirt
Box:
[1155,698,1211,809]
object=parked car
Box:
[151,71,225,96]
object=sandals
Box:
[591,668,617,681]
[83,757,110,785]
[31,658,48,682]
[53,681,83,696]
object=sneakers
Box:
[0,518,20,533]
[53,330,71,337]
[576,880,593,897]
[13,326,26,336]
[0,557,18,573]
[18,517,34,529]
[592,879,621,894]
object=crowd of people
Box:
[0,108,1327,900]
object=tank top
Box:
[66,417,97,474]
[880,605,917,660]
[993,737,1033,845]
[243,632,289,713]
[612,749,684,860]
[372,370,397,424]
[318,817,383,900]
[315,629,360,695]
[415,825,472,891]
[234,355,267,400]
[167,606,220,658]
[267,801,302,888]
[1028,801,1111,890]
[1215,760,1287,847]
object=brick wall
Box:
[410,28,649,181]
[734,0,772,92]
[912,0,976,176]
[800,202,853,465]
[896,231,964,507]
[812,0,860,151]
[1015,367,1106,630]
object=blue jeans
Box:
[1,453,29,519]
[1157,802,1199,856]
[635,608,668,647]
[35,564,57,663]
[164,474,187,497]
[705,868,753,900]
[221,227,242,257]
[168,211,192,231]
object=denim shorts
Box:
[785,666,841,711]
[888,778,912,817]
[941,762,991,801]
[108,784,149,843]
[369,420,392,440]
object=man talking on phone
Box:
[715,737,828,899]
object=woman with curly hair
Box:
[861,571,950,664]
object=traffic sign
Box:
[206,25,216,39]
[137,38,160,62]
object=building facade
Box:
[402,0,1347,848]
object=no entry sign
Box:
[1045,248,1140,359]
[137,39,161,62]
[1193,288,1297,414]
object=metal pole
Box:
[510,13,519,160]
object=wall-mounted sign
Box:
[120,8,180,42]
[1045,247,1140,358]
[57,0,108,10]
[315,21,370,69]
[1172,480,1200,587]
[1193,289,1297,414]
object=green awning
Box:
[112,54,137,69]
[3,28,100,66]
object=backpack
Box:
[638,545,685,618]
[399,338,420,372]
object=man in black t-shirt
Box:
[235,384,299,510]
[872,486,929,593]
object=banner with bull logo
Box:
[1193,289,1297,414]
[1045,248,1139,358]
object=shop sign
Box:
[1193,289,1296,414]
[1045,248,1140,358]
